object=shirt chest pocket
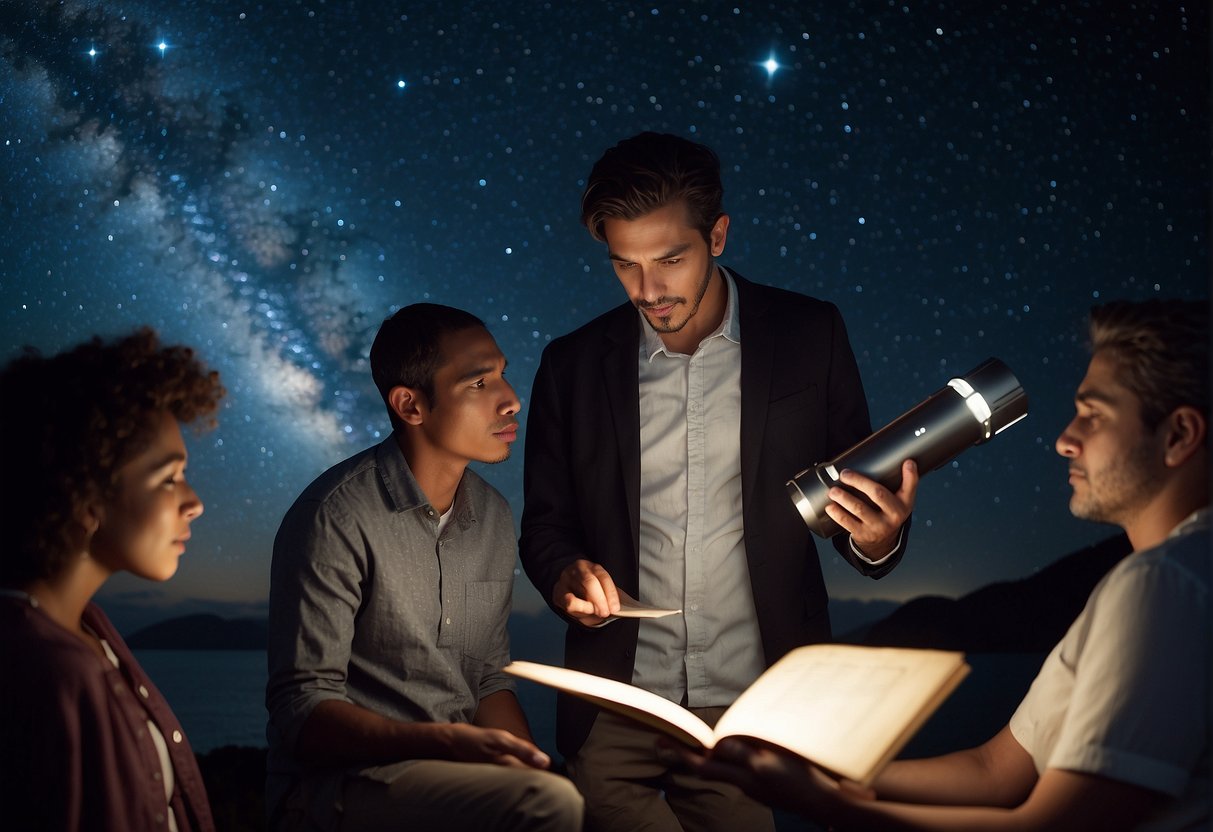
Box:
[462,580,511,661]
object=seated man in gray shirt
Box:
[266,303,584,832]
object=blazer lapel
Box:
[735,272,774,503]
[601,307,643,564]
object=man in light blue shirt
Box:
[521,132,918,832]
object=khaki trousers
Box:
[567,708,776,832]
[278,759,584,832]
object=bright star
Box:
[158,41,168,54]
[763,56,779,76]
[396,79,407,89]
[87,47,98,58]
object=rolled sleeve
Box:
[1050,555,1207,795]
[1012,525,1209,809]
[266,497,364,753]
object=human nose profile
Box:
[500,382,521,416]
[183,483,204,520]
[1055,423,1079,458]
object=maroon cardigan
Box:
[0,596,215,831]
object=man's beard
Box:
[1069,435,1164,527]
[638,258,716,333]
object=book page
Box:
[713,644,968,785]
[505,661,715,748]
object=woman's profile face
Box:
[89,411,204,582]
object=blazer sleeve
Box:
[518,344,590,617]
[823,303,910,578]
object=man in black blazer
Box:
[520,132,917,832]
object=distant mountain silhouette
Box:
[830,598,901,640]
[861,533,1132,652]
[127,613,267,650]
[125,534,1132,653]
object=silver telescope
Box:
[787,357,1028,538]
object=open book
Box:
[505,643,968,786]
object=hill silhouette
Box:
[127,613,267,650]
[860,532,1131,651]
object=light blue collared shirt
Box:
[629,268,891,707]
[631,268,765,706]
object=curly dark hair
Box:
[0,327,225,586]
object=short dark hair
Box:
[580,132,724,244]
[370,303,486,427]
[1089,299,1209,431]
[0,328,225,586]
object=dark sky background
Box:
[1,1,1208,634]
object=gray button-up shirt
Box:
[265,434,517,816]
[632,269,765,707]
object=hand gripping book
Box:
[505,643,969,786]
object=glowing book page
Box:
[504,661,716,748]
[507,643,968,787]
[714,644,970,785]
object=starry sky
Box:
[1,1,1208,631]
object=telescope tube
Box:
[786,357,1028,538]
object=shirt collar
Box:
[1169,506,1210,539]
[640,265,741,360]
[376,433,473,526]
[376,433,428,512]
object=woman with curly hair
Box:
[0,328,225,831]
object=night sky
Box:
[1,1,1207,632]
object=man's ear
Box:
[710,213,730,257]
[388,385,427,427]
[1162,405,1207,468]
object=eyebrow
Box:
[1075,389,1118,407]
[608,243,693,263]
[454,357,507,384]
[146,452,187,472]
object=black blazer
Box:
[519,271,907,756]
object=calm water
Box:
[134,650,270,752]
[132,649,562,755]
[133,650,1044,758]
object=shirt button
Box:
[445,617,452,625]
[172,730,183,744]
[152,771,162,782]
[155,813,165,824]
[138,685,150,698]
